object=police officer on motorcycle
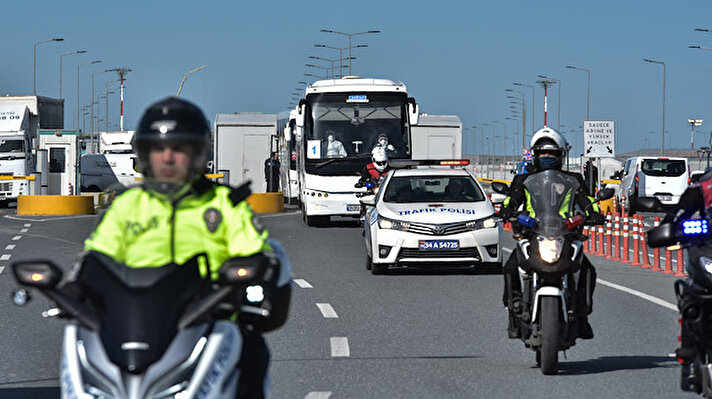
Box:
[498,127,604,340]
[355,146,390,192]
[77,97,291,399]
[665,169,712,392]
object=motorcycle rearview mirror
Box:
[647,222,680,247]
[635,197,665,213]
[595,188,614,202]
[11,260,63,288]
[218,255,268,285]
[491,182,509,196]
[11,288,31,306]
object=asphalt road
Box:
[0,208,692,398]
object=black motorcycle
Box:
[638,196,712,396]
[493,170,612,375]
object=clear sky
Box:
[2,0,712,157]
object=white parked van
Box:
[80,153,141,192]
[619,156,689,214]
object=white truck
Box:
[213,113,277,192]
[410,114,462,159]
[294,77,420,225]
[0,96,63,202]
[80,130,141,192]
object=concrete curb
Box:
[18,195,95,215]
[247,192,284,213]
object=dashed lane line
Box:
[597,279,677,311]
[23,224,31,227]
[12,236,21,241]
[501,246,677,311]
[4,214,95,222]
[330,337,350,357]
[0,267,5,274]
[20,229,28,233]
[5,245,15,251]
[0,254,10,261]
[316,303,339,318]
[305,392,332,399]
[293,279,313,288]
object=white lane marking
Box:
[259,211,301,218]
[293,279,313,288]
[330,337,350,357]
[0,254,10,261]
[598,279,677,311]
[5,245,15,251]
[316,303,339,318]
[0,266,5,274]
[20,229,28,233]
[305,392,332,399]
[23,224,31,227]
[12,236,21,241]
[503,248,512,255]
[4,214,95,222]
[502,246,677,311]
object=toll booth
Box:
[39,130,80,195]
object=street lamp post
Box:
[304,72,326,80]
[514,82,535,134]
[309,56,354,79]
[566,65,591,120]
[643,58,666,155]
[314,44,368,78]
[319,30,380,76]
[105,79,120,133]
[59,50,86,99]
[92,69,119,153]
[483,122,492,178]
[688,118,704,150]
[538,75,561,131]
[176,65,206,97]
[506,89,527,150]
[76,60,101,131]
[34,37,64,95]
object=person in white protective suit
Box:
[325,134,347,158]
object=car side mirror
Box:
[491,182,509,196]
[360,196,375,206]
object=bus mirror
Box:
[407,97,419,126]
[296,102,306,128]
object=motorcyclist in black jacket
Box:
[498,127,605,340]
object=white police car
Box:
[360,162,502,274]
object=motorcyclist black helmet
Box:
[133,97,211,181]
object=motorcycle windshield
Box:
[523,170,581,236]
[78,253,209,374]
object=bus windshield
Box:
[305,92,409,161]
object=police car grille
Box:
[406,222,470,236]
[399,247,480,259]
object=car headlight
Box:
[379,217,410,231]
[466,217,497,230]
[537,236,564,263]
[700,256,712,274]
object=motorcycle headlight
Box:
[246,285,265,303]
[378,217,410,231]
[700,256,712,274]
[537,236,564,264]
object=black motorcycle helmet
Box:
[133,97,211,183]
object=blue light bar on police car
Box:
[682,219,708,235]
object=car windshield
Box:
[0,139,24,153]
[383,175,485,203]
[641,159,686,177]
